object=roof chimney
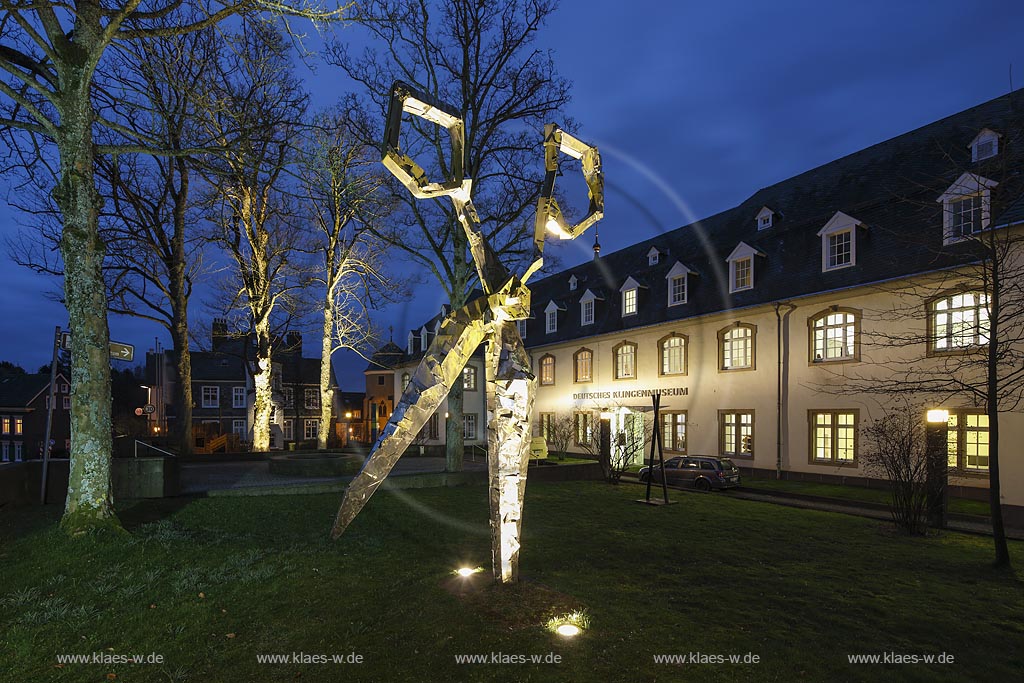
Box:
[212,318,229,350]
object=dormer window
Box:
[647,247,661,266]
[544,300,564,334]
[579,289,603,326]
[938,173,997,244]
[407,332,415,352]
[420,326,429,352]
[569,275,578,291]
[516,319,527,339]
[970,128,1000,162]
[756,206,774,231]
[817,211,863,272]
[726,242,764,293]
[619,276,642,317]
[664,261,692,306]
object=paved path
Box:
[180,455,487,494]
[622,476,1024,541]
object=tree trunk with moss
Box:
[52,43,120,534]
[318,304,334,450]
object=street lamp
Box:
[925,409,950,530]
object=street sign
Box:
[59,331,134,362]
[134,408,144,416]
[143,404,156,414]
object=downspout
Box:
[775,302,797,480]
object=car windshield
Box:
[719,458,738,471]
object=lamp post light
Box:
[925,409,950,530]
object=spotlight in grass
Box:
[546,610,589,637]
[454,566,483,578]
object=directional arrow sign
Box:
[59,332,134,362]
[110,342,134,362]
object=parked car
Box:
[638,455,741,491]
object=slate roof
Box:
[521,88,1024,347]
[278,354,340,388]
[190,350,247,381]
[366,342,405,371]
[0,373,51,407]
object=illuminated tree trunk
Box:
[318,304,334,450]
[252,316,273,452]
[486,321,536,583]
[53,55,120,534]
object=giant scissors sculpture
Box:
[331,81,604,584]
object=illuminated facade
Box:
[387,89,1024,524]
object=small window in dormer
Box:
[970,129,1000,162]
[726,242,763,293]
[569,275,578,291]
[756,206,774,231]
[647,247,660,266]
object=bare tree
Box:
[819,125,1024,567]
[197,21,312,452]
[299,109,397,449]
[544,413,574,461]
[328,0,572,472]
[861,405,939,535]
[0,0,343,534]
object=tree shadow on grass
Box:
[116,495,204,532]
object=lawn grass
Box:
[742,477,993,516]
[1,482,1021,682]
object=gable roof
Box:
[0,372,67,408]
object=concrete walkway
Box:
[180,455,487,494]
[622,476,1024,541]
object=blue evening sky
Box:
[1,0,1023,389]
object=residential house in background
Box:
[0,371,71,462]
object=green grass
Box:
[742,478,993,516]
[1,482,1021,682]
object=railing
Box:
[468,444,487,463]
[134,440,179,458]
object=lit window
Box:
[201,386,219,408]
[811,309,858,362]
[1,417,9,434]
[827,230,852,269]
[614,342,637,380]
[662,412,687,453]
[546,309,557,334]
[947,412,989,471]
[931,292,989,351]
[13,418,22,435]
[539,413,554,443]
[622,288,637,316]
[305,388,320,410]
[732,257,752,291]
[463,414,478,440]
[304,419,318,440]
[660,334,686,375]
[574,348,593,383]
[720,411,753,456]
[463,366,477,391]
[540,355,555,386]
[233,386,246,409]
[574,411,593,446]
[401,373,410,391]
[669,275,687,305]
[582,299,594,326]
[720,324,755,370]
[810,411,857,464]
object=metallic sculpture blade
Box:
[331,298,489,539]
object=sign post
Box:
[40,326,60,504]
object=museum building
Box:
[375,90,1024,524]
